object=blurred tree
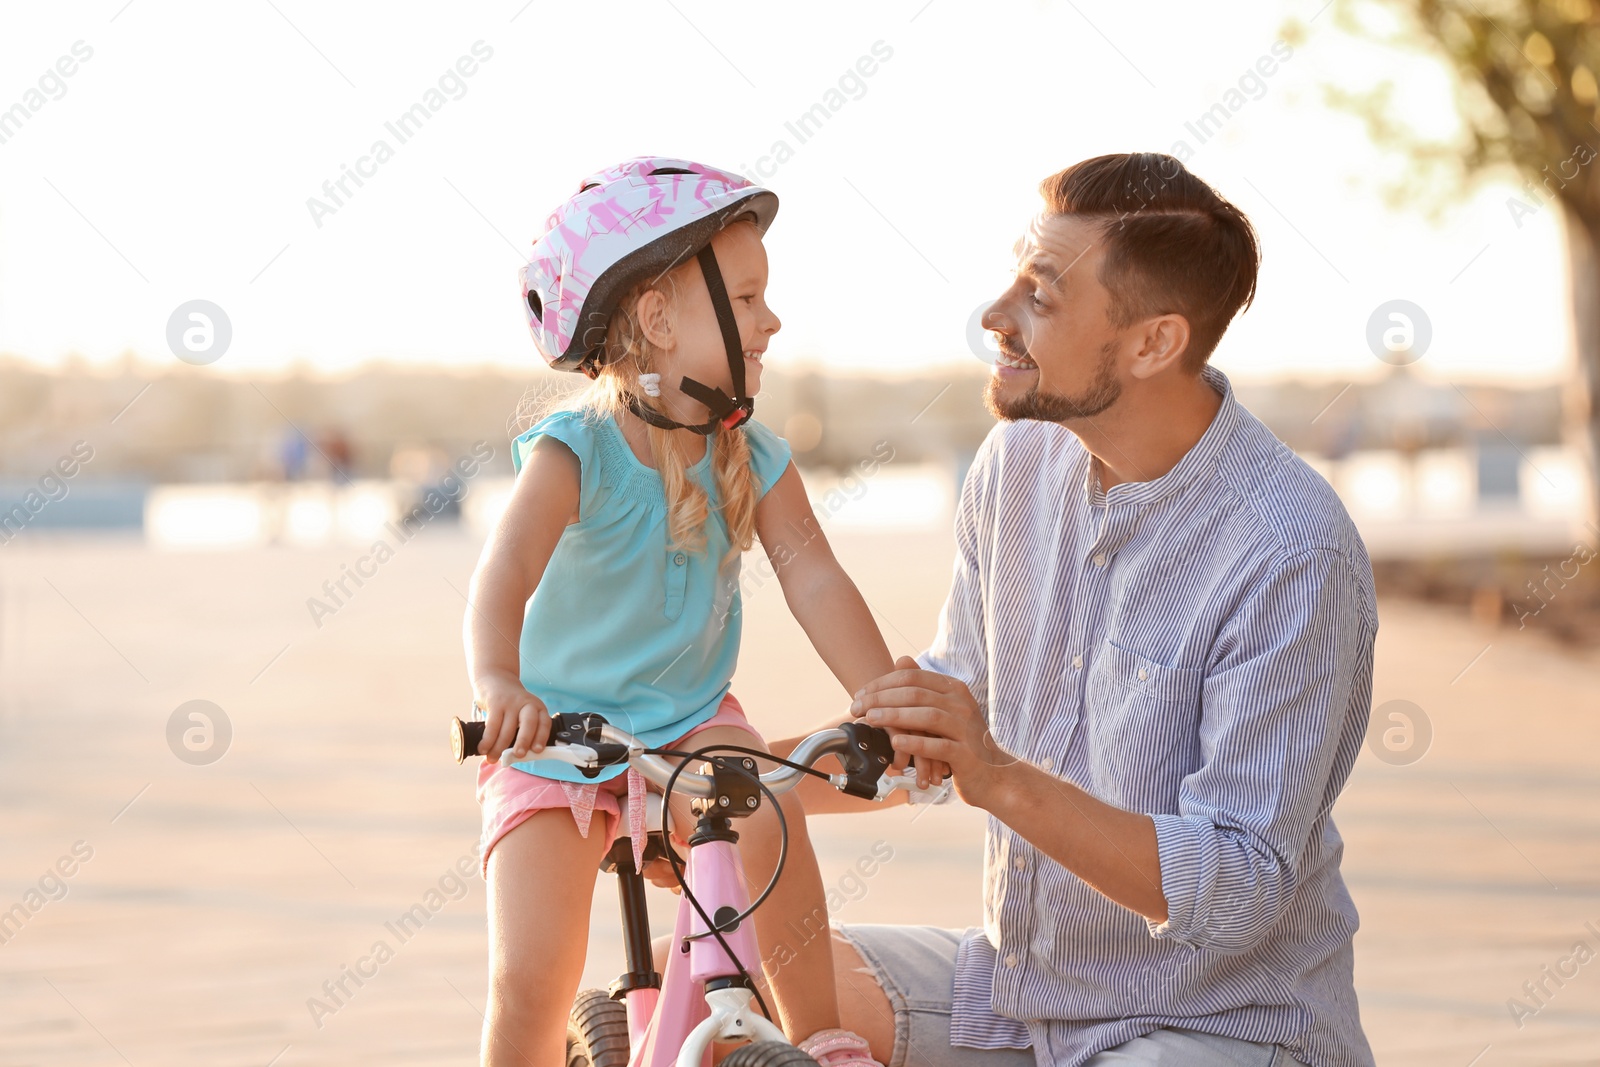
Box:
[1328,0,1600,523]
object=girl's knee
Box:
[489,955,564,1015]
[690,727,769,765]
[651,931,672,975]
[734,796,810,872]
[769,789,813,843]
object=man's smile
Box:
[993,342,1038,381]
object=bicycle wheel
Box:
[566,988,630,1067]
[719,1041,821,1067]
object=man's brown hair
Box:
[1039,153,1259,369]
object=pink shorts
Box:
[475,692,762,877]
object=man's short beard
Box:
[985,341,1121,423]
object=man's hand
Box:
[849,656,1017,807]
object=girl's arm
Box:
[754,464,892,695]
[464,436,580,762]
[753,463,948,803]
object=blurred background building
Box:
[2,352,1593,637]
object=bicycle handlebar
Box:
[451,712,919,802]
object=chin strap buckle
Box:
[677,377,753,434]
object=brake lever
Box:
[451,711,623,779]
[499,743,599,769]
[876,772,955,805]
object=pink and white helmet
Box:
[519,157,779,374]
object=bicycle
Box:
[452,710,931,1067]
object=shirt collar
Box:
[1084,364,1239,507]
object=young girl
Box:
[465,158,895,1067]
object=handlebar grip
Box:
[451,717,486,764]
[450,711,626,775]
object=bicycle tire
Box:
[565,988,630,1067]
[719,1040,821,1067]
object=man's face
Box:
[983,212,1122,424]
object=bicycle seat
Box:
[598,792,679,875]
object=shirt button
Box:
[1013,855,1026,871]
[672,552,687,566]
[1071,654,1083,670]
[1137,668,1149,681]
[1004,953,1019,968]
[1093,553,1107,567]
[1040,756,1054,771]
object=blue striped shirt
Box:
[922,366,1377,1067]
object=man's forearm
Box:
[978,763,1168,923]
[853,668,1170,921]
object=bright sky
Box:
[0,0,1574,384]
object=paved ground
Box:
[1,527,1597,1065]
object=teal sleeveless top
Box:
[505,409,792,783]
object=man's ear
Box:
[1128,313,1191,379]
[635,288,676,351]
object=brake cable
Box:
[644,742,835,1024]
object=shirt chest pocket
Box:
[1083,641,1204,807]
[664,548,689,621]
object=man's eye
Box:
[1030,292,1047,308]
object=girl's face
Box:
[656,221,780,410]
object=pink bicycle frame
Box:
[626,836,780,1067]
[453,711,902,1065]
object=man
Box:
[786,153,1377,1067]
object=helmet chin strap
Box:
[626,244,754,436]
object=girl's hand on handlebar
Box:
[473,673,550,762]
[876,726,946,787]
[913,753,952,792]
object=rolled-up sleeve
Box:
[1147,547,1374,954]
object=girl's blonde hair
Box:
[517,261,759,565]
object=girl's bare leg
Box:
[666,724,840,1044]
[482,807,612,1066]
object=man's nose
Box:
[982,299,1012,338]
